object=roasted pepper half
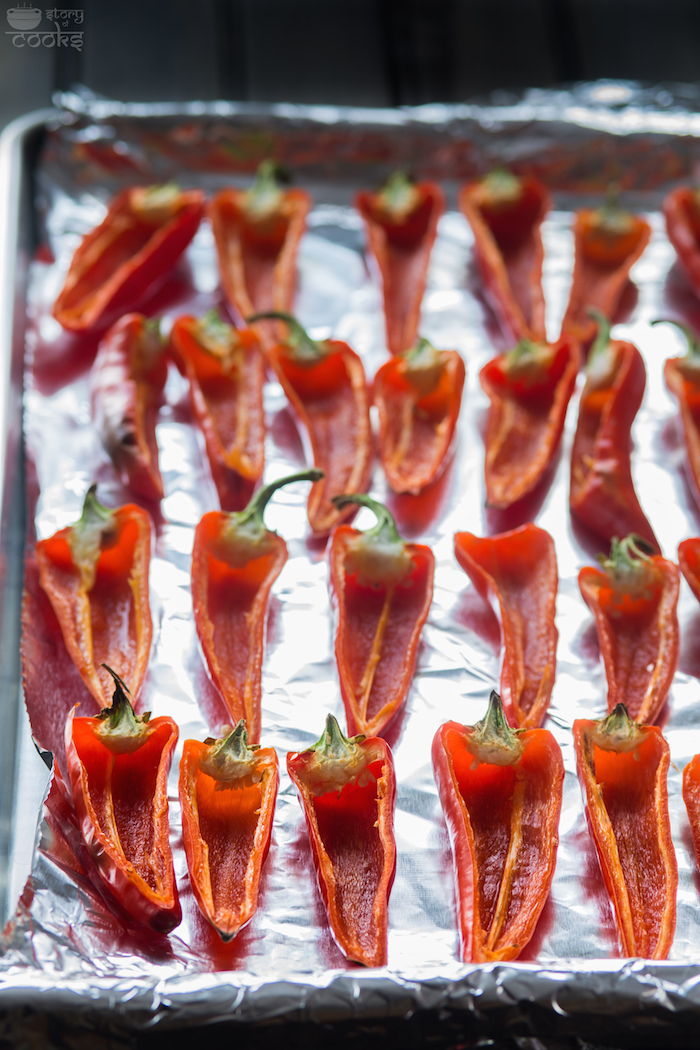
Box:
[654,319,700,510]
[663,186,700,300]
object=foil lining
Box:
[4,84,700,1030]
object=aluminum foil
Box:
[5,84,700,1032]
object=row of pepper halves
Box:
[27,461,700,967]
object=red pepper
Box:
[373,337,465,494]
[36,485,153,709]
[570,312,658,552]
[682,749,700,887]
[432,691,563,962]
[454,525,558,728]
[573,705,677,958]
[192,468,322,744]
[356,173,444,356]
[678,536,700,605]
[654,319,700,509]
[65,666,180,933]
[480,334,580,508]
[663,186,700,298]
[329,494,434,738]
[248,313,372,535]
[210,162,311,332]
[90,313,168,502]
[53,183,204,332]
[578,535,679,725]
[561,197,650,351]
[287,714,396,967]
[179,720,278,942]
[170,311,265,512]
[459,170,550,344]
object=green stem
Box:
[330,493,402,546]
[591,703,645,751]
[96,665,150,754]
[480,168,521,203]
[78,484,113,530]
[378,172,419,218]
[588,308,612,361]
[233,468,324,533]
[466,691,524,765]
[243,160,283,219]
[246,312,326,363]
[600,533,653,580]
[311,713,365,757]
[199,719,261,783]
[651,318,700,358]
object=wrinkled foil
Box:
[4,83,700,1032]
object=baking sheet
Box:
[4,85,700,1029]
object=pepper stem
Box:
[199,719,262,784]
[465,691,524,766]
[587,308,612,362]
[481,168,521,203]
[246,312,326,362]
[233,468,324,531]
[651,318,700,357]
[600,533,653,579]
[95,665,151,755]
[379,172,419,217]
[311,713,365,757]
[331,493,402,545]
[591,703,646,750]
[78,484,113,530]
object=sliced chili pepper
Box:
[432,690,563,963]
[454,525,557,729]
[678,536,700,605]
[36,485,153,709]
[663,186,700,299]
[578,534,679,725]
[329,493,434,738]
[247,312,372,534]
[356,172,444,356]
[192,468,322,744]
[210,161,311,330]
[287,714,396,967]
[561,196,650,351]
[570,312,658,552]
[170,310,265,512]
[459,169,550,344]
[179,720,278,942]
[65,666,180,933]
[90,313,167,502]
[480,333,580,509]
[682,749,700,889]
[654,319,700,509]
[373,336,465,495]
[54,183,204,332]
[573,704,677,959]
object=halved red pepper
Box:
[682,749,700,887]
[329,493,434,738]
[561,197,651,351]
[90,313,167,502]
[578,534,679,725]
[480,334,580,508]
[287,714,396,967]
[454,525,558,728]
[574,704,677,958]
[53,183,204,332]
[432,691,563,962]
[459,170,550,344]
[65,666,180,933]
[356,173,444,356]
[570,312,658,552]
[678,536,700,605]
[654,319,700,508]
[663,186,700,299]
[170,311,265,512]
[192,468,322,744]
[373,337,465,494]
[36,485,153,708]
[210,161,311,332]
[179,720,278,941]
[248,313,372,535]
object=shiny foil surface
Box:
[5,84,700,1029]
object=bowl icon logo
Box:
[6,5,43,29]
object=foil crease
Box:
[4,83,700,1030]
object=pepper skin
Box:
[374,337,465,494]
[655,319,700,509]
[210,161,311,332]
[578,535,679,725]
[574,705,677,959]
[682,749,700,886]
[678,537,700,605]
[561,198,650,351]
[454,525,558,728]
[329,494,434,738]
[480,334,580,508]
[90,313,167,502]
[36,485,153,708]
[179,721,278,941]
[170,311,265,511]
[663,186,700,299]
[459,170,550,344]
[53,184,204,332]
[65,667,180,933]
[570,313,658,553]
[192,469,322,744]
[248,313,372,535]
[432,691,563,963]
[287,714,396,967]
[356,172,444,356]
